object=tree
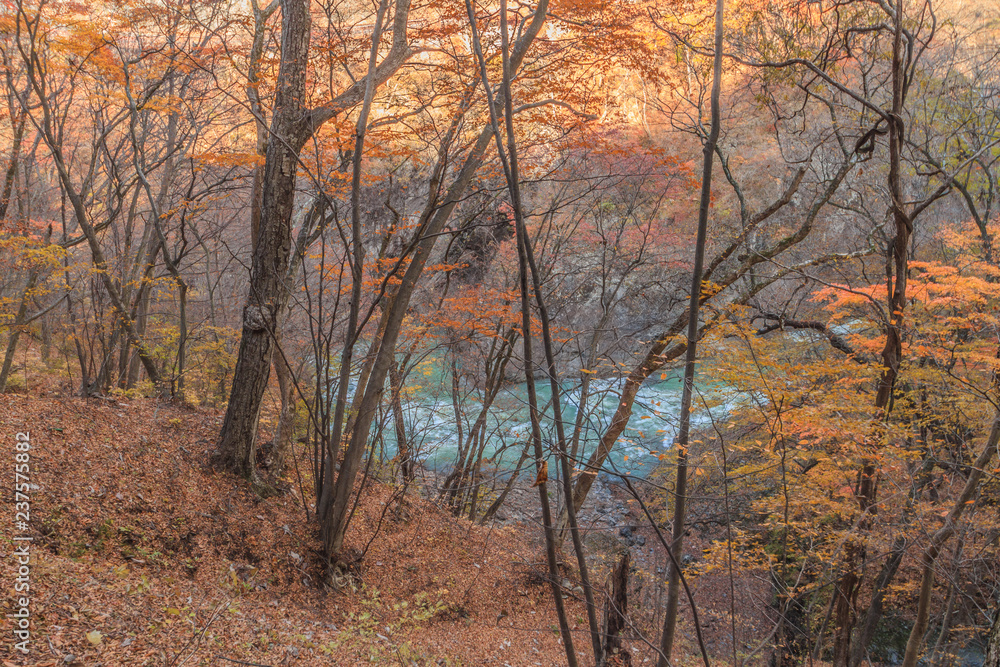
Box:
[658,0,723,660]
[315,0,555,560]
[988,609,1000,667]
[216,0,414,486]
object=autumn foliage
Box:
[2,0,1000,665]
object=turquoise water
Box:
[368,370,727,478]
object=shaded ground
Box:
[0,386,595,666]
[481,465,778,665]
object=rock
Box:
[633,535,646,546]
[619,526,635,538]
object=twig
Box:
[213,656,275,667]
[171,597,232,667]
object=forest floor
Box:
[0,373,777,666]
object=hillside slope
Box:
[0,390,587,666]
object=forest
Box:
[1,0,999,664]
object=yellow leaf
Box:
[86,630,103,646]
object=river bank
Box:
[413,429,784,664]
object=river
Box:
[369,371,729,478]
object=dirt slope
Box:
[0,390,588,666]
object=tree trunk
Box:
[0,272,37,393]
[835,2,911,661]
[658,0,723,661]
[602,551,632,667]
[986,607,1000,667]
[90,323,121,395]
[175,279,188,400]
[900,411,1000,667]
[850,451,941,666]
[477,0,603,657]
[39,311,51,365]
[216,0,313,486]
[218,0,414,489]
[0,99,25,222]
[388,361,412,482]
[267,329,296,476]
[125,289,149,388]
[247,0,278,253]
[849,539,906,667]
[929,537,961,662]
